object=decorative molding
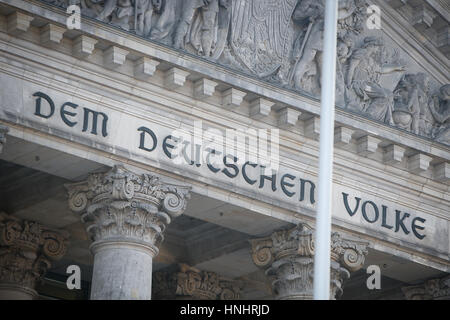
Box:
[433,162,450,182]
[72,35,98,59]
[357,136,382,157]
[103,46,129,70]
[408,153,433,173]
[65,165,191,255]
[134,57,160,80]
[165,68,190,90]
[222,88,246,108]
[334,127,354,147]
[384,144,406,164]
[304,117,320,141]
[402,275,450,300]
[194,78,218,100]
[278,108,301,129]
[6,11,33,35]
[35,0,450,146]
[153,264,242,300]
[0,213,68,290]
[249,98,274,120]
[250,223,368,300]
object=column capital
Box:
[0,124,8,154]
[250,223,368,300]
[0,213,68,296]
[402,275,450,300]
[153,264,242,300]
[65,165,191,255]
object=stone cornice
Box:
[402,275,450,299]
[0,0,448,163]
[382,0,450,60]
[250,223,369,299]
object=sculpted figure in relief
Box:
[289,0,359,91]
[173,0,230,59]
[429,84,450,144]
[345,37,405,124]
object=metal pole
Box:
[313,0,338,300]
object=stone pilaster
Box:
[0,125,8,154]
[153,264,242,300]
[0,213,68,300]
[65,165,191,300]
[402,275,450,300]
[250,223,368,300]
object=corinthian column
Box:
[65,165,191,300]
[250,223,368,300]
[0,213,68,300]
[153,264,242,300]
[402,275,450,300]
[0,125,8,154]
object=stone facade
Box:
[0,213,68,299]
[250,223,368,300]
[42,0,449,145]
[65,165,191,299]
[0,0,448,301]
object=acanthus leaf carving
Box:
[250,223,368,300]
[0,213,68,290]
[40,0,449,145]
[153,263,242,300]
[65,165,191,252]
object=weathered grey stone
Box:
[6,11,33,35]
[0,213,68,300]
[65,165,191,300]
[72,35,98,59]
[250,223,368,300]
[38,0,450,145]
[153,263,242,300]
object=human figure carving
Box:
[429,84,450,144]
[393,74,422,134]
[135,0,163,37]
[345,37,405,124]
[173,0,230,58]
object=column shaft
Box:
[90,242,154,300]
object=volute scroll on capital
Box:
[250,223,369,299]
[64,165,191,246]
[65,165,191,217]
[0,213,69,289]
[41,0,449,145]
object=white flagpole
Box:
[313,0,338,300]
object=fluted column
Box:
[250,223,368,300]
[65,165,191,300]
[0,213,68,300]
[402,275,450,300]
[153,263,242,300]
[0,124,8,154]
